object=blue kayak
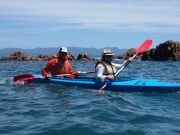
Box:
[32,74,180,93]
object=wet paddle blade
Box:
[13,74,37,83]
[136,39,152,55]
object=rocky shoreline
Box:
[141,40,180,61]
[0,40,180,61]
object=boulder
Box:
[77,53,93,60]
[0,51,36,61]
[117,48,141,60]
[141,40,180,61]
[0,50,75,61]
[38,54,50,61]
[68,52,75,60]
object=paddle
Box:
[13,71,95,84]
[53,71,95,77]
[99,39,152,91]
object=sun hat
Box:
[102,48,114,56]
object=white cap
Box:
[59,47,68,53]
[102,48,113,56]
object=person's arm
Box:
[42,62,52,78]
[96,65,107,82]
[67,64,78,78]
[112,57,133,68]
[112,62,125,68]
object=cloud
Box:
[0,0,180,33]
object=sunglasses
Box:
[60,52,68,56]
[104,55,113,58]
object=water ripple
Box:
[0,61,180,135]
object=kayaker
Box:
[42,47,79,79]
[95,48,132,82]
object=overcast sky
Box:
[0,0,180,49]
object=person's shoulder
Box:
[96,63,104,68]
[48,58,58,64]
[51,53,59,59]
[111,62,116,65]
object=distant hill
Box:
[0,47,127,57]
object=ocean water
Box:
[0,60,180,135]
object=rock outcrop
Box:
[117,48,141,60]
[141,40,180,61]
[77,53,93,60]
[0,51,37,61]
[1,41,180,61]
[68,52,75,60]
[0,50,76,61]
[38,54,50,61]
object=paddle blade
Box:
[13,74,37,84]
[136,39,152,55]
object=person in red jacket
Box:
[42,47,78,79]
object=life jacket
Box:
[42,57,75,78]
[95,60,116,76]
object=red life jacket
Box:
[42,57,75,78]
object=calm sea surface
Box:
[0,60,180,135]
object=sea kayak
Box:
[32,74,180,93]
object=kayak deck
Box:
[32,75,180,93]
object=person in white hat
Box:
[42,47,79,79]
[95,48,131,82]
